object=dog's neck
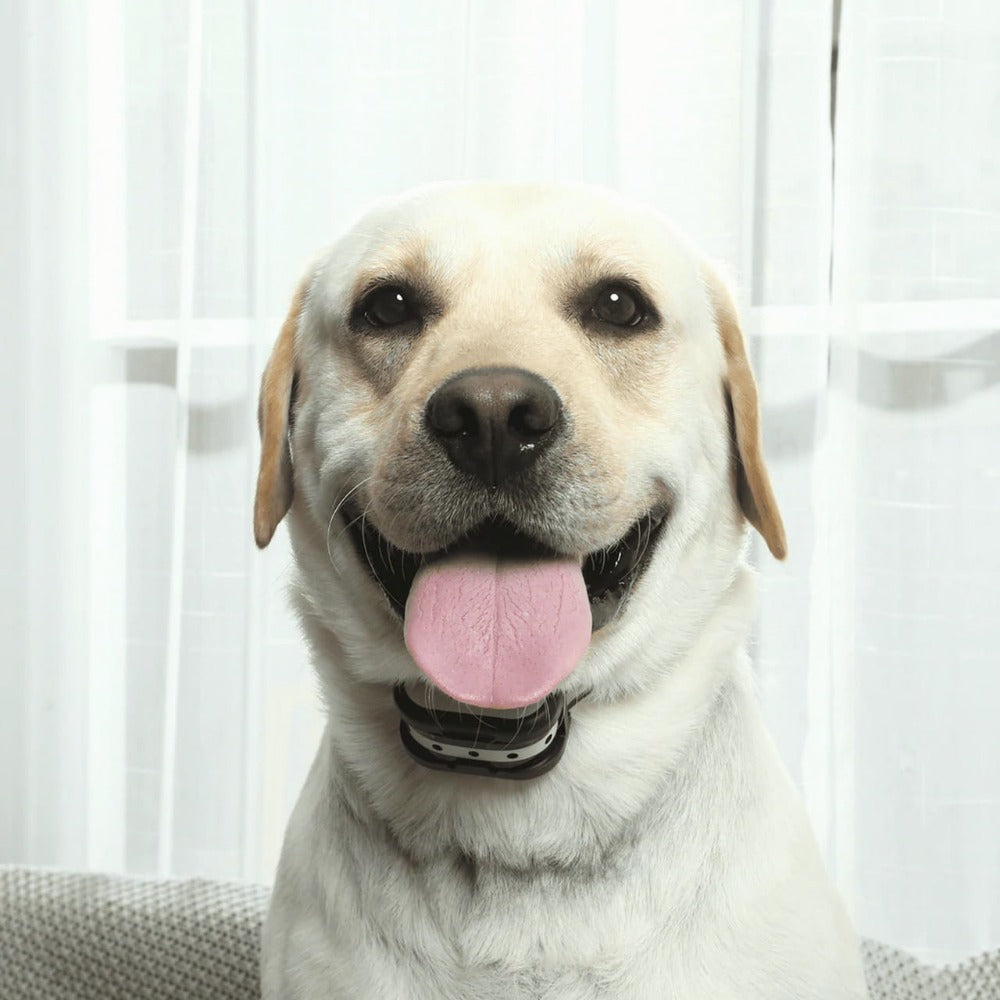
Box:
[306,562,760,872]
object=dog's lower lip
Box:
[339,503,668,627]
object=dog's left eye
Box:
[590,284,644,328]
[361,286,417,328]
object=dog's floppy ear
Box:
[704,267,787,560]
[254,280,308,549]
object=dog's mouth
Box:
[341,503,668,633]
[339,499,667,709]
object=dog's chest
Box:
[328,868,766,1000]
[328,834,725,1000]
[417,854,663,967]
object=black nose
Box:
[425,366,562,487]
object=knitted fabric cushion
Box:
[862,939,1000,1000]
[0,866,267,1000]
[2,865,998,999]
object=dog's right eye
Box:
[360,286,417,328]
[590,283,645,328]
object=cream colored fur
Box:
[256,182,868,999]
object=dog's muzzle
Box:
[393,682,589,780]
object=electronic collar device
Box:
[393,682,588,780]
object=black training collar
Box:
[393,683,588,780]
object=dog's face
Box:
[254,183,784,709]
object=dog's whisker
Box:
[325,515,347,574]
[358,501,382,585]
[330,510,368,549]
[331,475,374,525]
[503,705,526,750]
[610,514,655,626]
[424,683,443,732]
[378,527,393,573]
[384,507,407,579]
[325,475,375,575]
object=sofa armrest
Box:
[1,866,268,1000]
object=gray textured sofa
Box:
[1,866,997,998]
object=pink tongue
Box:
[403,554,592,709]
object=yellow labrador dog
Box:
[255,182,868,999]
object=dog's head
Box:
[254,183,784,710]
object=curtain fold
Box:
[2,0,997,964]
[2,0,95,871]
[829,0,1000,962]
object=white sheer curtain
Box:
[825,0,1000,962]
[2,0,997,964]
